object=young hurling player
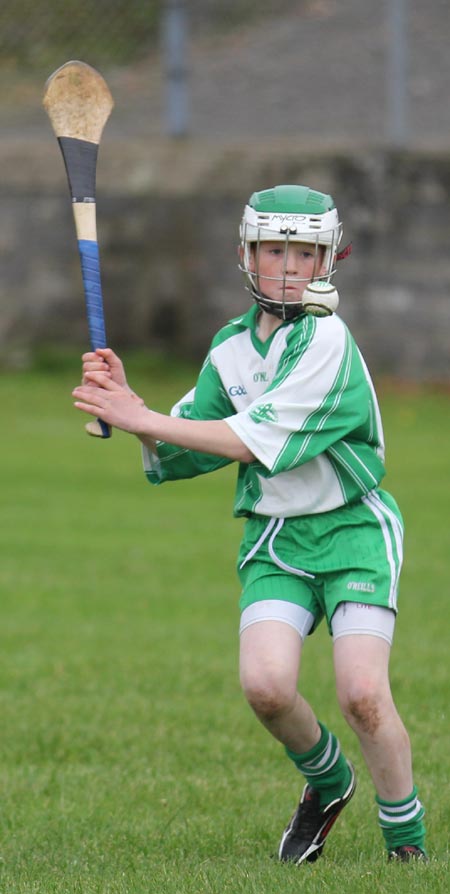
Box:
[74,185,427,864]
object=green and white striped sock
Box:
[285,721,352,807]
[376,787,426,853]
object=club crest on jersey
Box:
[249,402,278,424]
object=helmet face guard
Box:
[238,185,343,320]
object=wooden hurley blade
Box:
[43,60,114,143]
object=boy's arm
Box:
[72,373,255,462]
[138,412,254,462]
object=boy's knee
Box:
[338,678,387,737]
[241,669,297,721]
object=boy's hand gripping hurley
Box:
[43,60,114,438]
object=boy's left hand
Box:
[73,372,149,435]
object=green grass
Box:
[0,355,449,893]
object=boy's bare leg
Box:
[239,621,320,752]
[240,619,356,865]
[333,635,413,800]
[239,622,413,801]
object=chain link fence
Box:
[0,1,449,144]
[0,1,160,72]
[0,1,296,72]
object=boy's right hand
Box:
[82,348,128,389]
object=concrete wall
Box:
[1,138,449,380]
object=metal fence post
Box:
[162,0,189,137]
[387,0,409,145]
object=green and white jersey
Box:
[142,305,386,518]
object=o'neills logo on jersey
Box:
[249,403,278,424]
[347,581,376,594]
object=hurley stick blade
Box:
[43,60,114,218]
[43,60,114,143]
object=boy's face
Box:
[249,240,326,304]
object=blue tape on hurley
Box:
[78,238,111,438]
[78,239,107,349]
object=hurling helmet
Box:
[239,184,343,320]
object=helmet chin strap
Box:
[253,291,305,321]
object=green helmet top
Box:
[248,184,336,216]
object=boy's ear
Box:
[239,243,258,271]
[238,244,256,271]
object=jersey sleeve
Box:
[224,316,383,486]
[142,350,235,484]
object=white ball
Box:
[302,281,339,317]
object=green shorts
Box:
[237,489,403,635]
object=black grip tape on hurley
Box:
[58,137,98,202]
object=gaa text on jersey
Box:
[229,385,248,397]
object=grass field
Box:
[1,354,449,893]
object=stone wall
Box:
[1,138,449,380]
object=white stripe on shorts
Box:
[362,492,403,610]
[239,599,315,640]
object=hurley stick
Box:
[43,60,114,438]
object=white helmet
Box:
[239,184,343,320]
